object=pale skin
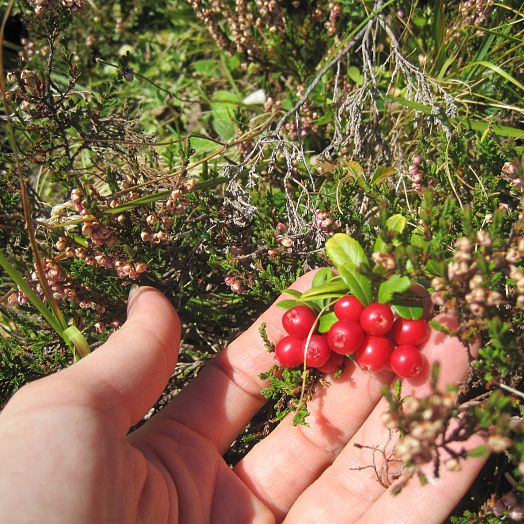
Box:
[0,271,488,523]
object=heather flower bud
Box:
[280,237,293,248]
[476,229,491,248]
[455,237,472,253]
[431,277,445,291]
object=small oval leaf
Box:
[312,267,334,288]
[325,233,369,271]
[318,312,338,333]
[276,299,304,310]
[391,304,424,320]
[301,279,348,299]
[378,275,411,304]
[338,265,373,306]
[386,214,407,234]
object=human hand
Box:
[0,272,487,523]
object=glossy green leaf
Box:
[318,312,338,333]
[373,235,388,253]
[276,299,303,310]
[378,275,411,304]
[282,288,302,298]
[391,304,424,320]
[325,233,369,271]
[338,265,372,306]
[468,445,489,458]
[301,279,348,299]
[386,214,406,235]
[312,268,334,288]
[371,166,395,185]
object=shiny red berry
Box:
[327,319,365,355]
[392,318,430,346]
[282,305,317,338]
[360,303,394,336]
[333,295,364,322]
[355,336,392,372]
[275,336,304,368]
[301,335,331,368]
[390,345,424,378]
[318,351,345,374]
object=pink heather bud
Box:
[412,155,422,165]
[85,256,96,266]
[502,161,518,177]
[140,231,152,242]
[162,217,174,228]
[65,247,75,258]
[280,237,293,248]
[95,322,105,334]
[81,223,93,237]
[111,320,121,329]
[71,189,83,203]
[135,262,147,273]
[94,254,106,266]
[75,248,87,259]
[506,248,520,264]
[276,222,288,233]
[184,180,196,191]
[408,165,419,176]
[55,237,68,251]
[230,281,244,294]
[146,214,158,226]
[96,305,106,314]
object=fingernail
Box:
[127,284,140,314]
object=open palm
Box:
[0,272,487,523]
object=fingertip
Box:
[404,314,474,397]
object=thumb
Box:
[62,286,181,434]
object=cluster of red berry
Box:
[275,296,430,378]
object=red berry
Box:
[390,345,424,378]
[327,319,365,355]
[392,318,430,346]
[334,295,364,322]
[301,335,331,368]
[360,303,394,336]
[318,352,345,374]
[282,305,317,338]
[355,336,392,372]
[275,336,304,368]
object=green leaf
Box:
[425,259,445,277]
[467,445,489,458]
[339,265,373,306]
[300,279,348,299]
[371,166,395,185]
[276,299,303,310]
[391,304,424,320]
[374,235,388,253]
[325,234,369,271]
[282,288,302,298]
[211,90,241,141]
[348,66,364,86]
[318,312,338,333]
[312,268,334,288]
[386,214,406,235]
[378,275,411,304]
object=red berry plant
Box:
[260,232,432,425]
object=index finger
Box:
[141,271,318,452]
